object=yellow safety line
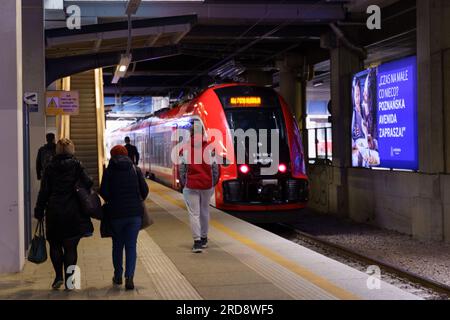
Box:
[149,183,360,300]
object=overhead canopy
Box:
[46,15,197,58]
[43,0,416,97]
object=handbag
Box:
[100,203,113,238]
[75,182,103,220]
[132,165,154,230]
[27,220,47,264]
[141,202,154,229]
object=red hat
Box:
[110,145,128,157]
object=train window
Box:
[225,109,286,141]
[149,130,173,168]
[225,108,290,165]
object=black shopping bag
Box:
[75,182,103,220]
[141,202,154,229]
[27,220,47,264]
[100,203,113,238]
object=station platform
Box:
[0,180,420,300]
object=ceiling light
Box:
[125,0,142,15]
[313,81,324,87]
[112,53,132,84]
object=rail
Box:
[303,127,332,165]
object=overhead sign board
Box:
[45,91,79,116]
[24,92,38,105]
[24,92,39,112]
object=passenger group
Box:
[33,125,218,290]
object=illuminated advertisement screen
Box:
[351,56,418,170]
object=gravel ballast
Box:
[290,211,450,287]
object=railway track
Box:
[270,223,450,300]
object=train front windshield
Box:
[214,86,290,169]
[225,109,286,140]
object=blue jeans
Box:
[110,216,141,279]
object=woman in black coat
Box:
[34,138,93,289]
[100,145,149,290]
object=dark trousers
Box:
[49,237,80,285]
[110,216,141,279]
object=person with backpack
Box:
[34,138,93,290]
[179,121,220,253]
[99,145,149,290]
[36,133,56,180]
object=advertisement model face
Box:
[351,56,418,170]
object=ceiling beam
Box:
[93,35,103,52]
[63,1,345,23]
[47,23,192,47]
[145,32,162,47]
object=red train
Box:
[107,83,308,211]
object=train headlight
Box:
[278,163,287,173]
[239,164,250,174]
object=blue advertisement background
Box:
[376,56,418,170]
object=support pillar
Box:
[276,54,308,156]
[22,0,46,251]
[243,70,272,86]
[0,0,25,273]
[416,0,449,241]
[276,54,302,118]
[329,44,362,217]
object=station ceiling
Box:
[44,0,416,98]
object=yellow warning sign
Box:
[45,91,79,116]
[48,98,58,108]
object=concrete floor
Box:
[0,180,422,300]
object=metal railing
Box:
[303,127,332,165]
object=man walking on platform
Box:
[179,122,219,253]
[36,133,56,180]
[124,136,140,165]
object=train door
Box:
[145,125,151,177]
[171,123,181,190]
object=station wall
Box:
[307,0,450,243]
[308,165,450,242]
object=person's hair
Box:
[46,133,55,144]
[110,145,128,157]
[56,138,75,155]
[124,136,130,143]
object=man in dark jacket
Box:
[124,136,140,165]
[100,145,149,290]
[36,133,56,180]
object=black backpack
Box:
[40,146,55,172]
